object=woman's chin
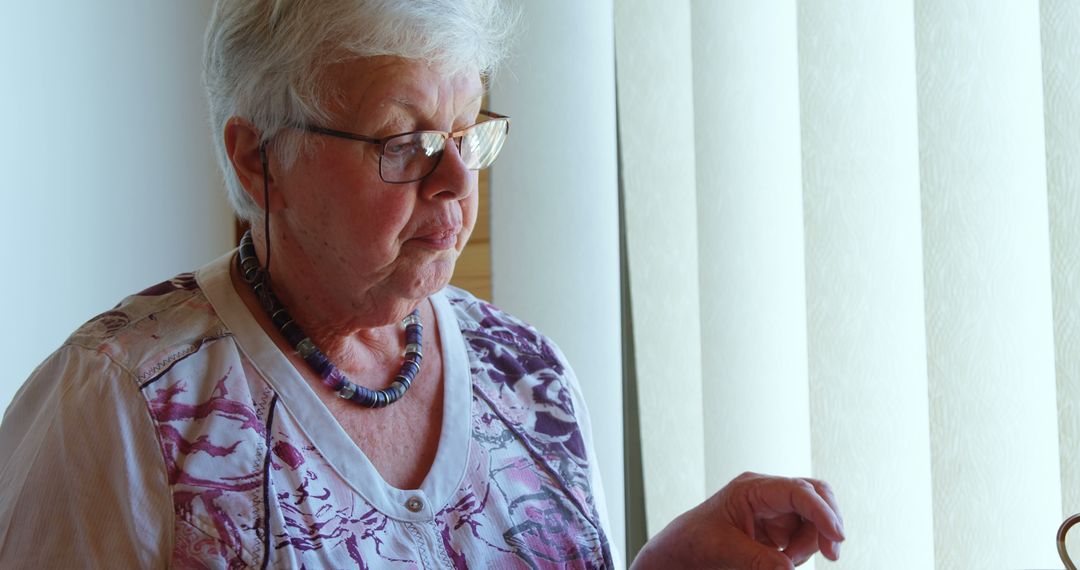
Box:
[400,260,457,299]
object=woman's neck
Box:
[232,238,421,376]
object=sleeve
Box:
[557,347,626,570]
[0,344,173,568]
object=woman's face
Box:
[271,56,482,317]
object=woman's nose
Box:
[420,136,473,201]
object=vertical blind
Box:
[616,0,1079,568]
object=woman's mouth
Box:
[412,227,460,250]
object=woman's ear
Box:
[223,117,278,211]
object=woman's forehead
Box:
[325,56,483,123]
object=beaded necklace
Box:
[237,230,423,408]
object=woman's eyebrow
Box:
[387,95,421,112]
[383,93,484,119]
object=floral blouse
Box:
[0,252,616,569]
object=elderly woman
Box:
[0,1,843,568]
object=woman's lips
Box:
[412,227,460,250]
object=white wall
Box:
[0,2,233,412]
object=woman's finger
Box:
[743,477,843,543]
[781,520,821,566]
[804,478,844,536]
[722,526,796,570]
[761,513,801,549]
[779,479,845,543]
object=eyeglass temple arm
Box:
[479,109,509,120]
[476,109,511,137]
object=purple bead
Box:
[281,322,305,345]
[353,386,374,406]
[402,311,422,327]
[324,369,347,390]
[309,353,333,378]
[271,310,291,329]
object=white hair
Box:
[204,0,518,222]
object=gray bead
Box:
[296,338,317,358]
[338,383,357,400]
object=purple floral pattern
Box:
[453,295,611,568]
[106,277,610,568]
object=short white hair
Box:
[204,0,518,222]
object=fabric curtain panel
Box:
[616,1,1080,568]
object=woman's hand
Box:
[630,472,845,569]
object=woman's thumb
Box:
[720,532,794,570]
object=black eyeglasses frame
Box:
[300,109,511,184]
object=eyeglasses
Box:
[301,109,510,184]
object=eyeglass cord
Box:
[258,144,273,305]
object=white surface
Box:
[797,2,935,568]
[915,1,1063,567]
[0,1,233,413]
[488,0,626,562]
[614,0,707,537]
[690,0,814,494]
[1042,0,1080,522]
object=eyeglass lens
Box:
[379,118,509,183]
